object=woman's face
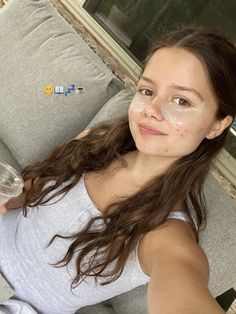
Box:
[128,47,220,158]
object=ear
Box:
[205,115,234,139]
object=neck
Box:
[120,150,174,186]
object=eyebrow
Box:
[139,75,204,102]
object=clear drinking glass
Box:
[0,160,24,206]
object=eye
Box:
[173,97,191,106]
[137,88,153,97]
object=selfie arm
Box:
[147,222,225,314]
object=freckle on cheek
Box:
[176,126,193,137]
[164,149,169,152]
[179,128,191,136]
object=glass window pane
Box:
[84,0,236,63]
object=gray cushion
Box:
[87,89,134,129]
[107,284,148,314]
[0,0,123,168]
[200,173,236,296]
[77,285,148,314]
[77,300,114,314]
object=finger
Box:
[0,205,7,214]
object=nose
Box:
[143,95,165,121]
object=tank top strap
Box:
[167,210,198,231]
[167,210,190,222]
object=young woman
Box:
[0,27,235,314]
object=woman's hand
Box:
[0,203,7,214]
[0,178,42,212]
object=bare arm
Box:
[147,220,225,314]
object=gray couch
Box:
[0,0,235,312]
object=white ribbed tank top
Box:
[0,173,193,314]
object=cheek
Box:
[175,126,192,137]
[129,107,139,119]
[175,125,208,138]
[128,108,141,133]
[128,108,138,134]
[171,125,205,155]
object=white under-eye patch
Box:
[129,91,204,125]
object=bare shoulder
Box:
[139,218,209,282]
[75,128,91,139]
[75,128,107,140]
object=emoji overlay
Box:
[43,85,53,95]
[43,84,84,96]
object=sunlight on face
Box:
[128,47,219,158]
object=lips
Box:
[139,123,166,135]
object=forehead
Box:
[143,47,210,89]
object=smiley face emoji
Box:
[43,85,53,95]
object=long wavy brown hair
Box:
[21,27,236,287]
